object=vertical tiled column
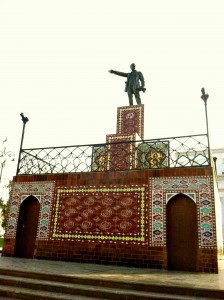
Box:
[105,134,136,171]
[105,105,145,171]
[116,105,144,140]
[92,105,145,171]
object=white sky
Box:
[0,0,224,185]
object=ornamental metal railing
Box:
[16,134,210,175]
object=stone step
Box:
[0,284,105,300]
[0,282,218,300]
[0,269,223,299]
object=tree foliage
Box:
[0,181,12,230]
[0,197,9,230]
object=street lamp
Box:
[16,113,29,175]
[0,138,15,182]
[201,88,211,165]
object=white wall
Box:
[212,148,224,243]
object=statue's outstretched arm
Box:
[108,70,128,77]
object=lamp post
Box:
[0,138,15,182]
[16,113,29,175]
[201,88,211,165]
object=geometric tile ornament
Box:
[105,134,136,171]
[137,141,169,169]
[51,185,148,245]
[149,176,216,249]
[116,105,144,140]
[91,145,105,172]
[4,181,55,240]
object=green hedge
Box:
[0,237,4,248]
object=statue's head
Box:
[130,63,136,71]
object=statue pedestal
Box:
[116,104,144,140]
[104,105,144,171]
[91,105,145,172]
[105,134,137,171]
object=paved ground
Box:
[0,256,224,292]
[0,296,102,300]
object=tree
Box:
[0,197,9,230]
[0,180,12,230]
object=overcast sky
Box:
[0,0,224,185]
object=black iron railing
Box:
[16,134,210,175]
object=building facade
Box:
[212,148,224,238]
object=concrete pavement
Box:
[0,256,224,292]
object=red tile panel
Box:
[105,134,136,171]
[116,105,144,139]
[51,185,148,245]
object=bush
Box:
[0,237,4,248]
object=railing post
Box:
[201,88,211,165]
[16,113,29,175]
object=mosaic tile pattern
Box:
[116,105,144,140]
[51,185,148,245]
[149,176,215,248]
[105,134,136,170]
[150,186,164,246]
[91,146,105,171]
[137,141,169,169]
[5,181,55,240]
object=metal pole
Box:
[16,113,29,175]
[201,88,211,165]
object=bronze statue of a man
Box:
[109,63,146,106]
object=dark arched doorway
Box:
[166,193,198,271]
[15,196,40,258]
